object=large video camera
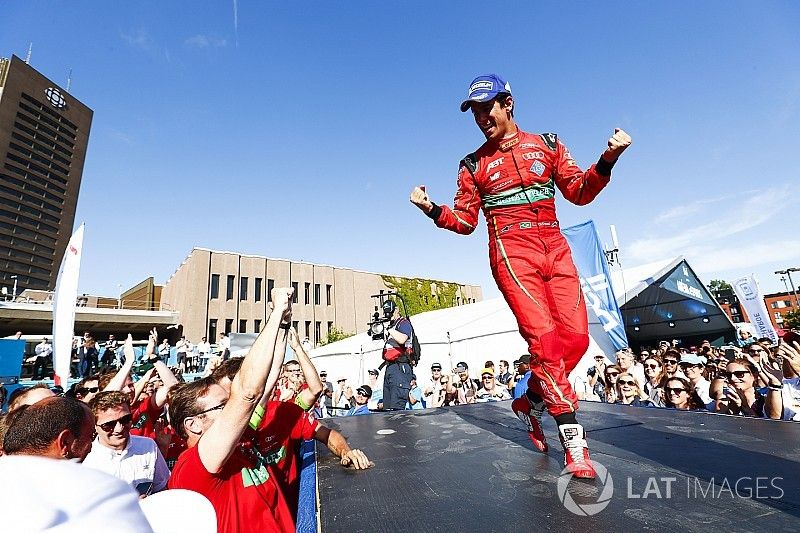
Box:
[367,292,407,341]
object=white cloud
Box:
[628,185,795,261]
[653,194,731,223]
[120,28,155,51]
[185,35,228,49]
[686,240,800,274]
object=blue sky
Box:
[3,1,800,300]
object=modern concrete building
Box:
[0,54,93,293]
[161,248,483,344]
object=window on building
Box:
[210,274,220,299]
[457,297,461,305]
[240,277,248,301]
[239,319,247,333]
[305,321,311,340]
[326,284,332,305]
[255,278,262,302]
[775,312,782,319]
[291,282,298,303]
[314,284,321,305]
[267,279,274,302]
[225,319,233,334]
[209,319,217,341]
[327,321,333,334]
[304,283,310,304]
[254,319,262,332]
[315,322,321,344]
[226,275,235,300]
[292,321,299,333]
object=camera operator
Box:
[380,300,415,410]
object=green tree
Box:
[707,279,732,292]
[784,309,800,330]
[381,276,462,316]
[318,326,353,346]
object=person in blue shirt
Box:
[512,355,532,400]
[347,385,373,416]
[407,375,424,410]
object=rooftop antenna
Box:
[66,68,72,92]
[25,43,33,64]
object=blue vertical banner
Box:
[562,220,628,350]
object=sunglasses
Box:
[666,387,687,395]
[194,401,227,417]
[77,387,99,395]
[725,370,750,379]
[679,363,703,369]
[618,380,636,386]
[663,359,678,365]
[605,372,619,378]
[96,413,133,432]
[644,364,660,369]
[440,380,448,384]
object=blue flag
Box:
[562,220,628,350]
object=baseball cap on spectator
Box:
[431,363,442,371]
[337,376,346,383]
[367,369,379,377]
[514,355,531,365]
[679,353,707,366]
[455,362,469,372]
[480,368,493,378]
[460,74,512,112]
[356,385,373,398]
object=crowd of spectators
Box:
[0,287,371,532]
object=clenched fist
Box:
[602,128,632,162]
[410,186,433,214]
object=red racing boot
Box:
[558,423,596,479]
[511,395,548,452]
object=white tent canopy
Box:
[310,296,615,390]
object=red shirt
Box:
[163,427,187,470]
[168,401,318,533]
[130,396,162,439]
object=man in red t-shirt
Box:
[167,288,371,533]
[100,329,179,440]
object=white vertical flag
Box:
[52,224,84,387]
[732,274,778,344]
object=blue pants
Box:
[383,362,412,410]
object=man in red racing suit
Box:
[410,74,631,479]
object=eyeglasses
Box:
[77,387,99,395]
[679,363,703,369]
[666,387,687,395]
[482,376,493,380]
[194,401,226,417]
[663,359,678,365]
[96,413,133,432]
[644,364,660,369]
[618,380,636,386]
[432,368,442,372]
[725,370,750,379]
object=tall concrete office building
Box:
[0,54,93,292]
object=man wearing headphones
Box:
[410,74,631,478]
[380,300,415,410]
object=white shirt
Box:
[83,435,170,494]
[0,455,153,533]
[35,341,53,358]
[197,341,211,355]
[781,378,800,421]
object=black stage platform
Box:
[317,401,800,532]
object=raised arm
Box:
[555,129,631,206]
[410,158,481,236]
[103,334,136,392]
[288,328,324,408]
[198,287,293,473]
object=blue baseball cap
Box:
[460,74,512,112]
